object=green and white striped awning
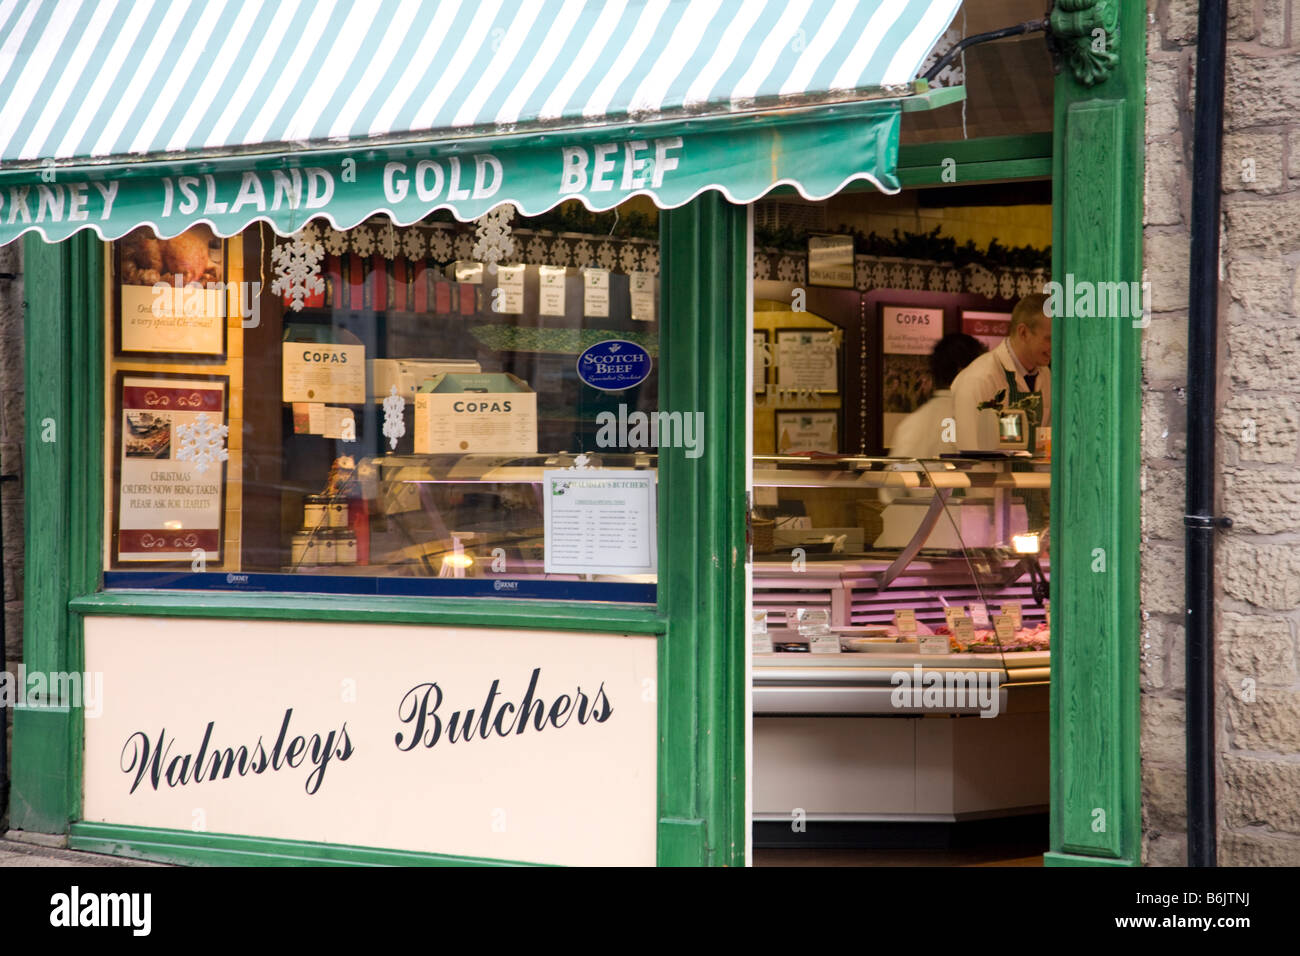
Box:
[0,0,962,244]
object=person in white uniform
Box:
[951,292,1052,452]
[882,332,987,504]
[888,332,988,459]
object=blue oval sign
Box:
[576,339,653,392]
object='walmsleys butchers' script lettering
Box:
[84,619,656,865]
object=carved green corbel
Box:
[1049,0,1119,87]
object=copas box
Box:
[413,372,537,454]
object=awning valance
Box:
[0,0,962,244]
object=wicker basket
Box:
[752,518,775,554]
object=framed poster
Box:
[753,331,770,393]
[962,309,1012,350]
[882,305,944,355]
[113,373,229,565]
[775,411,840,454]
[114,224,228,357]
[776,329,839,392]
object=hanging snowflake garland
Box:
[401,229,426,260]
[350,225,375,257]
[270,224,325,312]
[382,385,406,451]
[377,224,399,260]
[175,413,229,475]
[471,203,516,273]
[322,227,349,257]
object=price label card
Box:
[539,265,567,316]
[752,632,774,655]
[751,609,769,635]
[995,617,1015,643]
[584,269,610,317]
[630,271,656,322]
[955,618,975,643]
[894,608,917,634]
[1002,601,1022,630]
[809,634,841,654]
[919,634,949,655]
[970,603,990,627]
[944,606,966,628]
[495,264,525,314]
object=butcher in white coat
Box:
[951,292,1053,452]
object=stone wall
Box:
[0,240,21,826]
[1143,0,1300,865]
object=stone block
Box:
[1221,467,1300,531]
[1222,131,1285,193]
[1141,541,1186,614]
[1226,50,1300,130]
[1146,59,1185,138]
[1141,312,1188,384]
[1226,313,1300,391]
[1143,614,1186,692]
[1221,611,1299,687]
[1227,256,1295,315]
[1141,465,1185,541]
[1222,754,1300,834]
[1141,694,1187,765]
[1143,830,1187,866]
[1222,539,1300,609]
[1220,829,1300,865]
[1146,140,1184,224]
[1260,0,1298,46]
[1144,756,1188,831]
[1165,0,1257,43]
[1145,231,1190,312]
[1226,686,1300,750]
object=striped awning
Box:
[0,0,962,244]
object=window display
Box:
[103,202,661,601]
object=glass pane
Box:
[104,201,660,601]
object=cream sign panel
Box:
[83,618,657,866]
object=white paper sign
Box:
[494,263,526,314]
[630,271,656,322]
[543,469,656,575]
[882,306,944,355]
[584,269,610,317]
[539,265,567,316]
[776,330,838,391]
[282,343,365,404]
[807,235,855,288]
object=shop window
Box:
[103,201,661,602]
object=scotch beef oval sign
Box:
[577,340,652,392]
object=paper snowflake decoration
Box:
[270,225,325,312]
[471,203,516,273]
[377,225,398,259]
[571,239,593,267]
[597,241,618,271]
[641,244,659,275]
[349,225,375,257]
[525,235,550,263]
[428,227,454,260]
[382,385,406,451]
[619,244,641,273]
[175,413,229,475]
[322,227,349,256]
[401,229,426,260]
[567,453,593,471]
[453,231,475,260]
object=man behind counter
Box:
[951,292,1052,452]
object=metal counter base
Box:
[752,653,1049,825]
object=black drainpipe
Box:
[1185,0,1231,868]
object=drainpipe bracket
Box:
[1183,513,1232,530]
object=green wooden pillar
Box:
[656,195,748,866]
[9,232,103,832]
[1046,0,1145,866]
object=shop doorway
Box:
[745,178,1054,865]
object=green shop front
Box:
[2,0,1146,867]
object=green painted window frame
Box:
[14,194,749,867]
